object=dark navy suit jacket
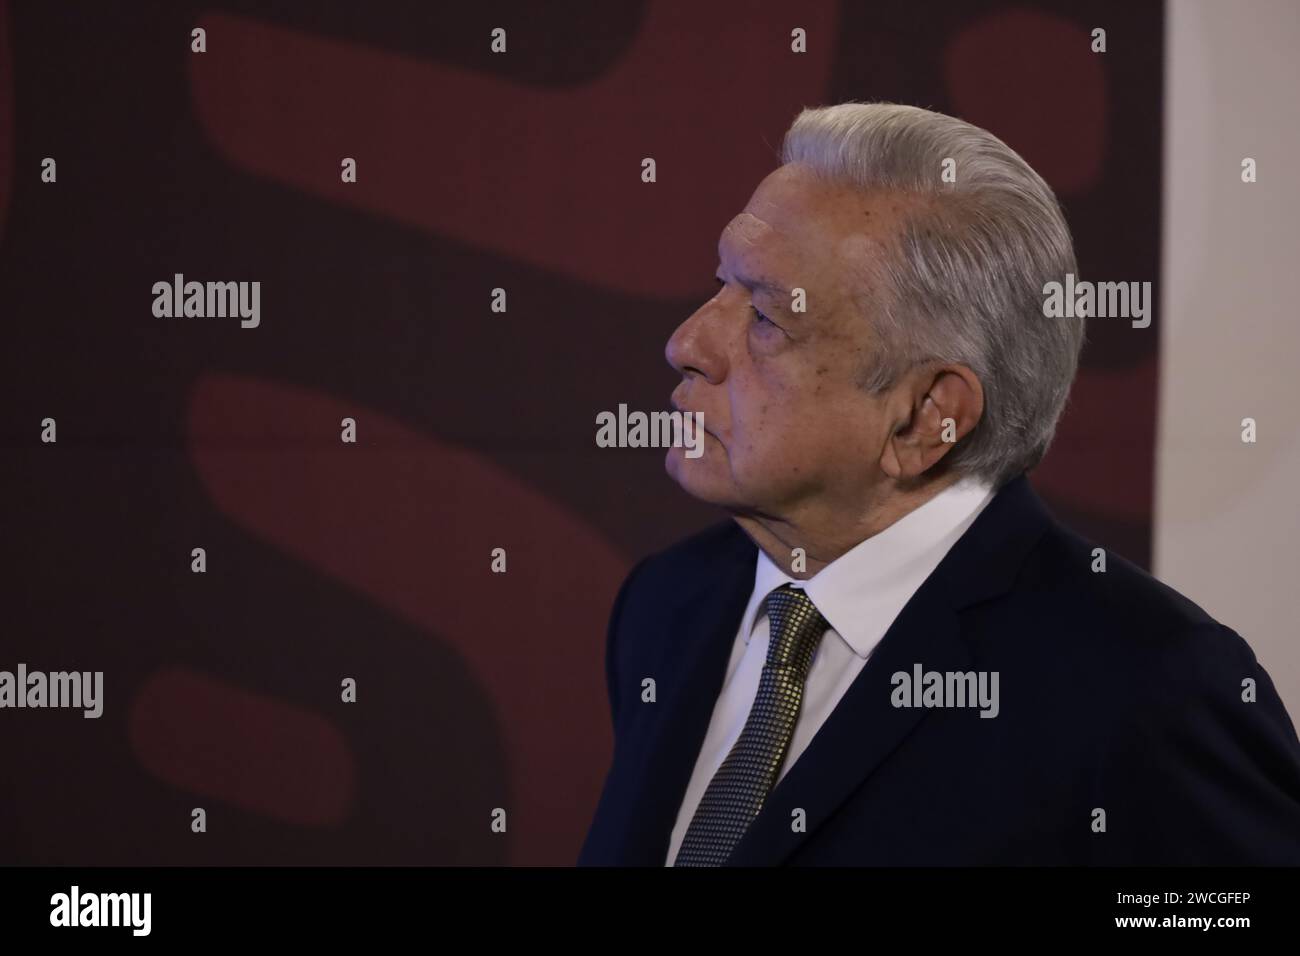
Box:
[577,475,1300,865]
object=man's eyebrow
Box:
[717,271,797,305]
[716,223,796,299]
[713,261,794,298]
[746,276,794,298]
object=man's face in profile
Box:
[665,162,908,518]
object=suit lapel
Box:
[725,475,1052,866]
[608,475,1053,866]
[611,529,755,865]
[725,590,966,865]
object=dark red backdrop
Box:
[0,0,1163,865]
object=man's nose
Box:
[665,303,726,383]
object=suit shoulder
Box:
[605,520,753,677]
[632,519,752,585]
[1025,518,1226,644]
[1000,515,1277,705]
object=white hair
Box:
[780,101,1085,487]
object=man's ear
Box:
[878,363,984,480]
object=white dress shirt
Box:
[665,476,998,865]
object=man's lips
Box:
[670,401,718,441]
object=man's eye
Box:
[752,307,774,326]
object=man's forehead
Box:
[718,209,886,285]
[721,166,903,254]
[719,213,778,254]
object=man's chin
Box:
[664,446,737,505]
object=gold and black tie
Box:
[673,584,829,866]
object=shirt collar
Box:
[738,476,998,659]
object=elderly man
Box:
[577,102,1300,866]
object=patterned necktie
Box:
[673,584,829,866]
